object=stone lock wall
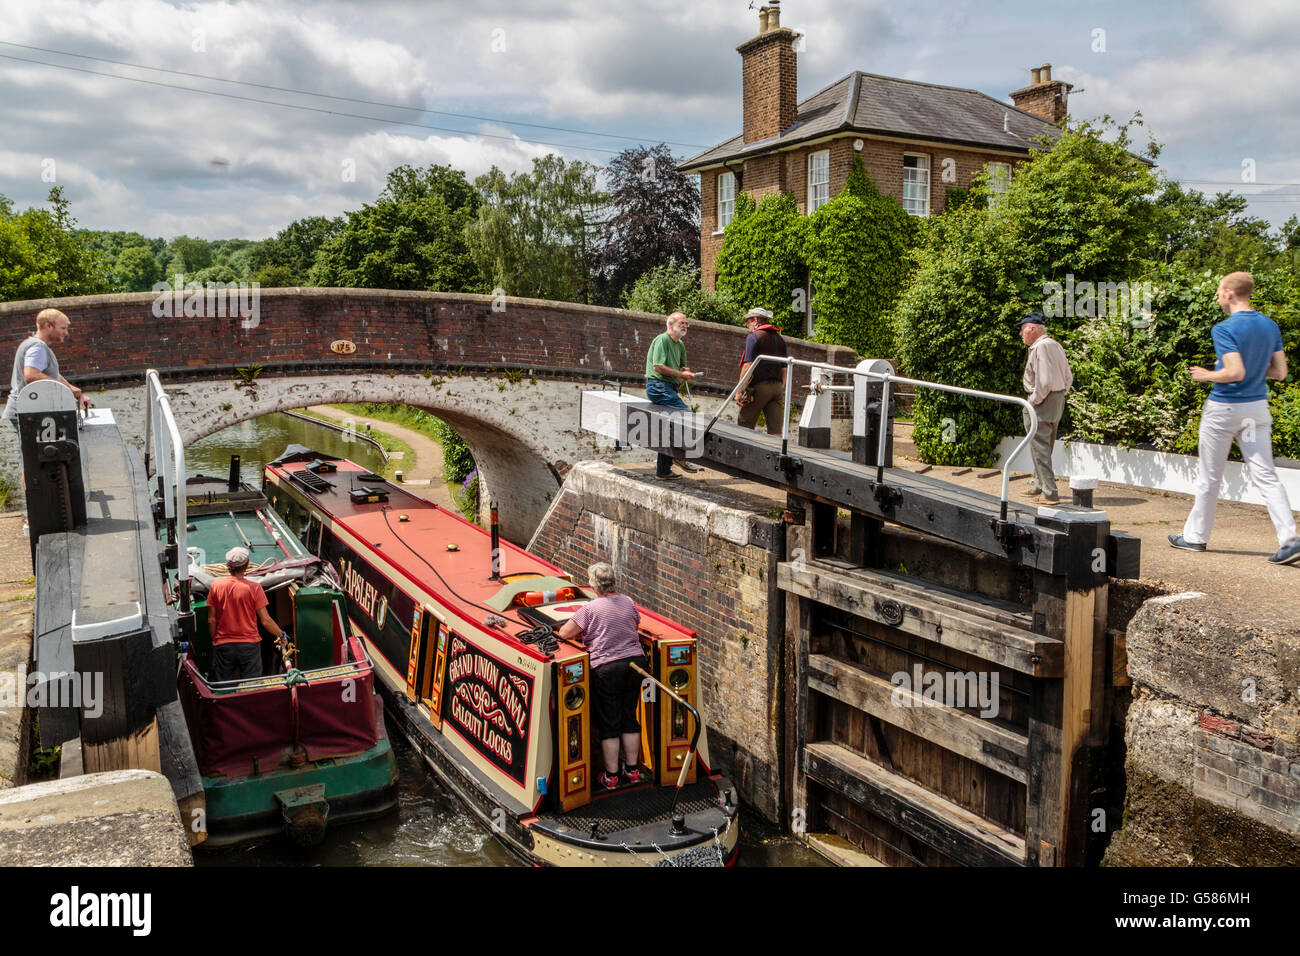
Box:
[1104,592,1300,865]
[528,461,787,823]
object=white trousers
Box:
[1183,399,1299,547]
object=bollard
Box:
[1070,476,1098,509]
[394,470,403,483]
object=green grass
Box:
[0,476,13,510]
[329,403,447,445]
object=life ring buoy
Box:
[516,587,577,607]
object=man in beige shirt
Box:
[1018,312,1073,503]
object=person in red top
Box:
[735,307,788,434]
[207,546,288,681]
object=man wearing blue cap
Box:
[1017,312,1073,503]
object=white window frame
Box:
[807,150,830,213]
[717,171,736,231]
[902,153,930,218]
[986,162,1012,203]
[806,278,818,336]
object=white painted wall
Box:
[995,435,1300,508]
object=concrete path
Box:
[0,769,192,865]
[304,405,456,510]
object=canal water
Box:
[193,412,824,868]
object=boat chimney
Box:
[227,454,241,491]
[489,497,501,579]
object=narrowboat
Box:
[263,446,741,866]
[168,469,400,848]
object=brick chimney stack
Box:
[737,2,799,144]
[1009,63,1073,123]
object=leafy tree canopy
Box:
[595,144,700,305]
[311,164,482,292]
[0,188,112,301]
[466,155,606,302]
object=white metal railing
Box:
[704,355,1038,521]
[144,370,189,606]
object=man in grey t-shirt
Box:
[3,308,91,427]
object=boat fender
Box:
[516,587,577,607]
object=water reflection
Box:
[187,412,387,486]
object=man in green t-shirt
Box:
[644,312,700,479]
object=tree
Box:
[166,236,213,274]
[0,188,112,301]
[466,155,606,302]
[1154,182,1278,271]
[595,144,700,305]
[895,116,1166,464]
[311,164,482,292]
[251,215,343,285]
[114,244,160,291]
[624,262,743,325]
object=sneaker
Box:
[622,765,644,785]
[1267,540,1300,565]
[655,472,681,481]
[677,461,702,474]
[1040,493,1060,504]
[1168,534,1206,553]
[597,770,621,791]
[1025,483,1042,497]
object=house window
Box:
[902,154,930,217]
[717,171,736,230]
[808,150,830,212]
[986,162,1012,203]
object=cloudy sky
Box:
[1,0,1296,239]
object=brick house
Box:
[680,2,1072,332]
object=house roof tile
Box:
[679,71,1061,172]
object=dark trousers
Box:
[213,642,263,681]
[645,380,690,477]
[591,656,645,740]
[738,379,786,434]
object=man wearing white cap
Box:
[736,307,788,434]
[207,546,288,681]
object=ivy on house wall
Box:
[713,191,808,335]
[805,159,917,359]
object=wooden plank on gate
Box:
[808,653,1030,784]
[778,561,1061,677]
[805,741,1025,866]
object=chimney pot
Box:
[1031,67,1041,85]
[758,7,770,32]
[1041,63,1052,83]
[768,1,781,30]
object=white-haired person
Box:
[207,546,289,681]
[644,311,701,480]
[558,562,648,789]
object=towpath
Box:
[304,405,456,510]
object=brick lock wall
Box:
[529,463,788,823]
[1193,714,1300,835]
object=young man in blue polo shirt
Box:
[1170,271,1299,565]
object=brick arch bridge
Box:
[0,289,856,540]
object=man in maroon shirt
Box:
[736,307,788,434]
[207,546,288,681]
